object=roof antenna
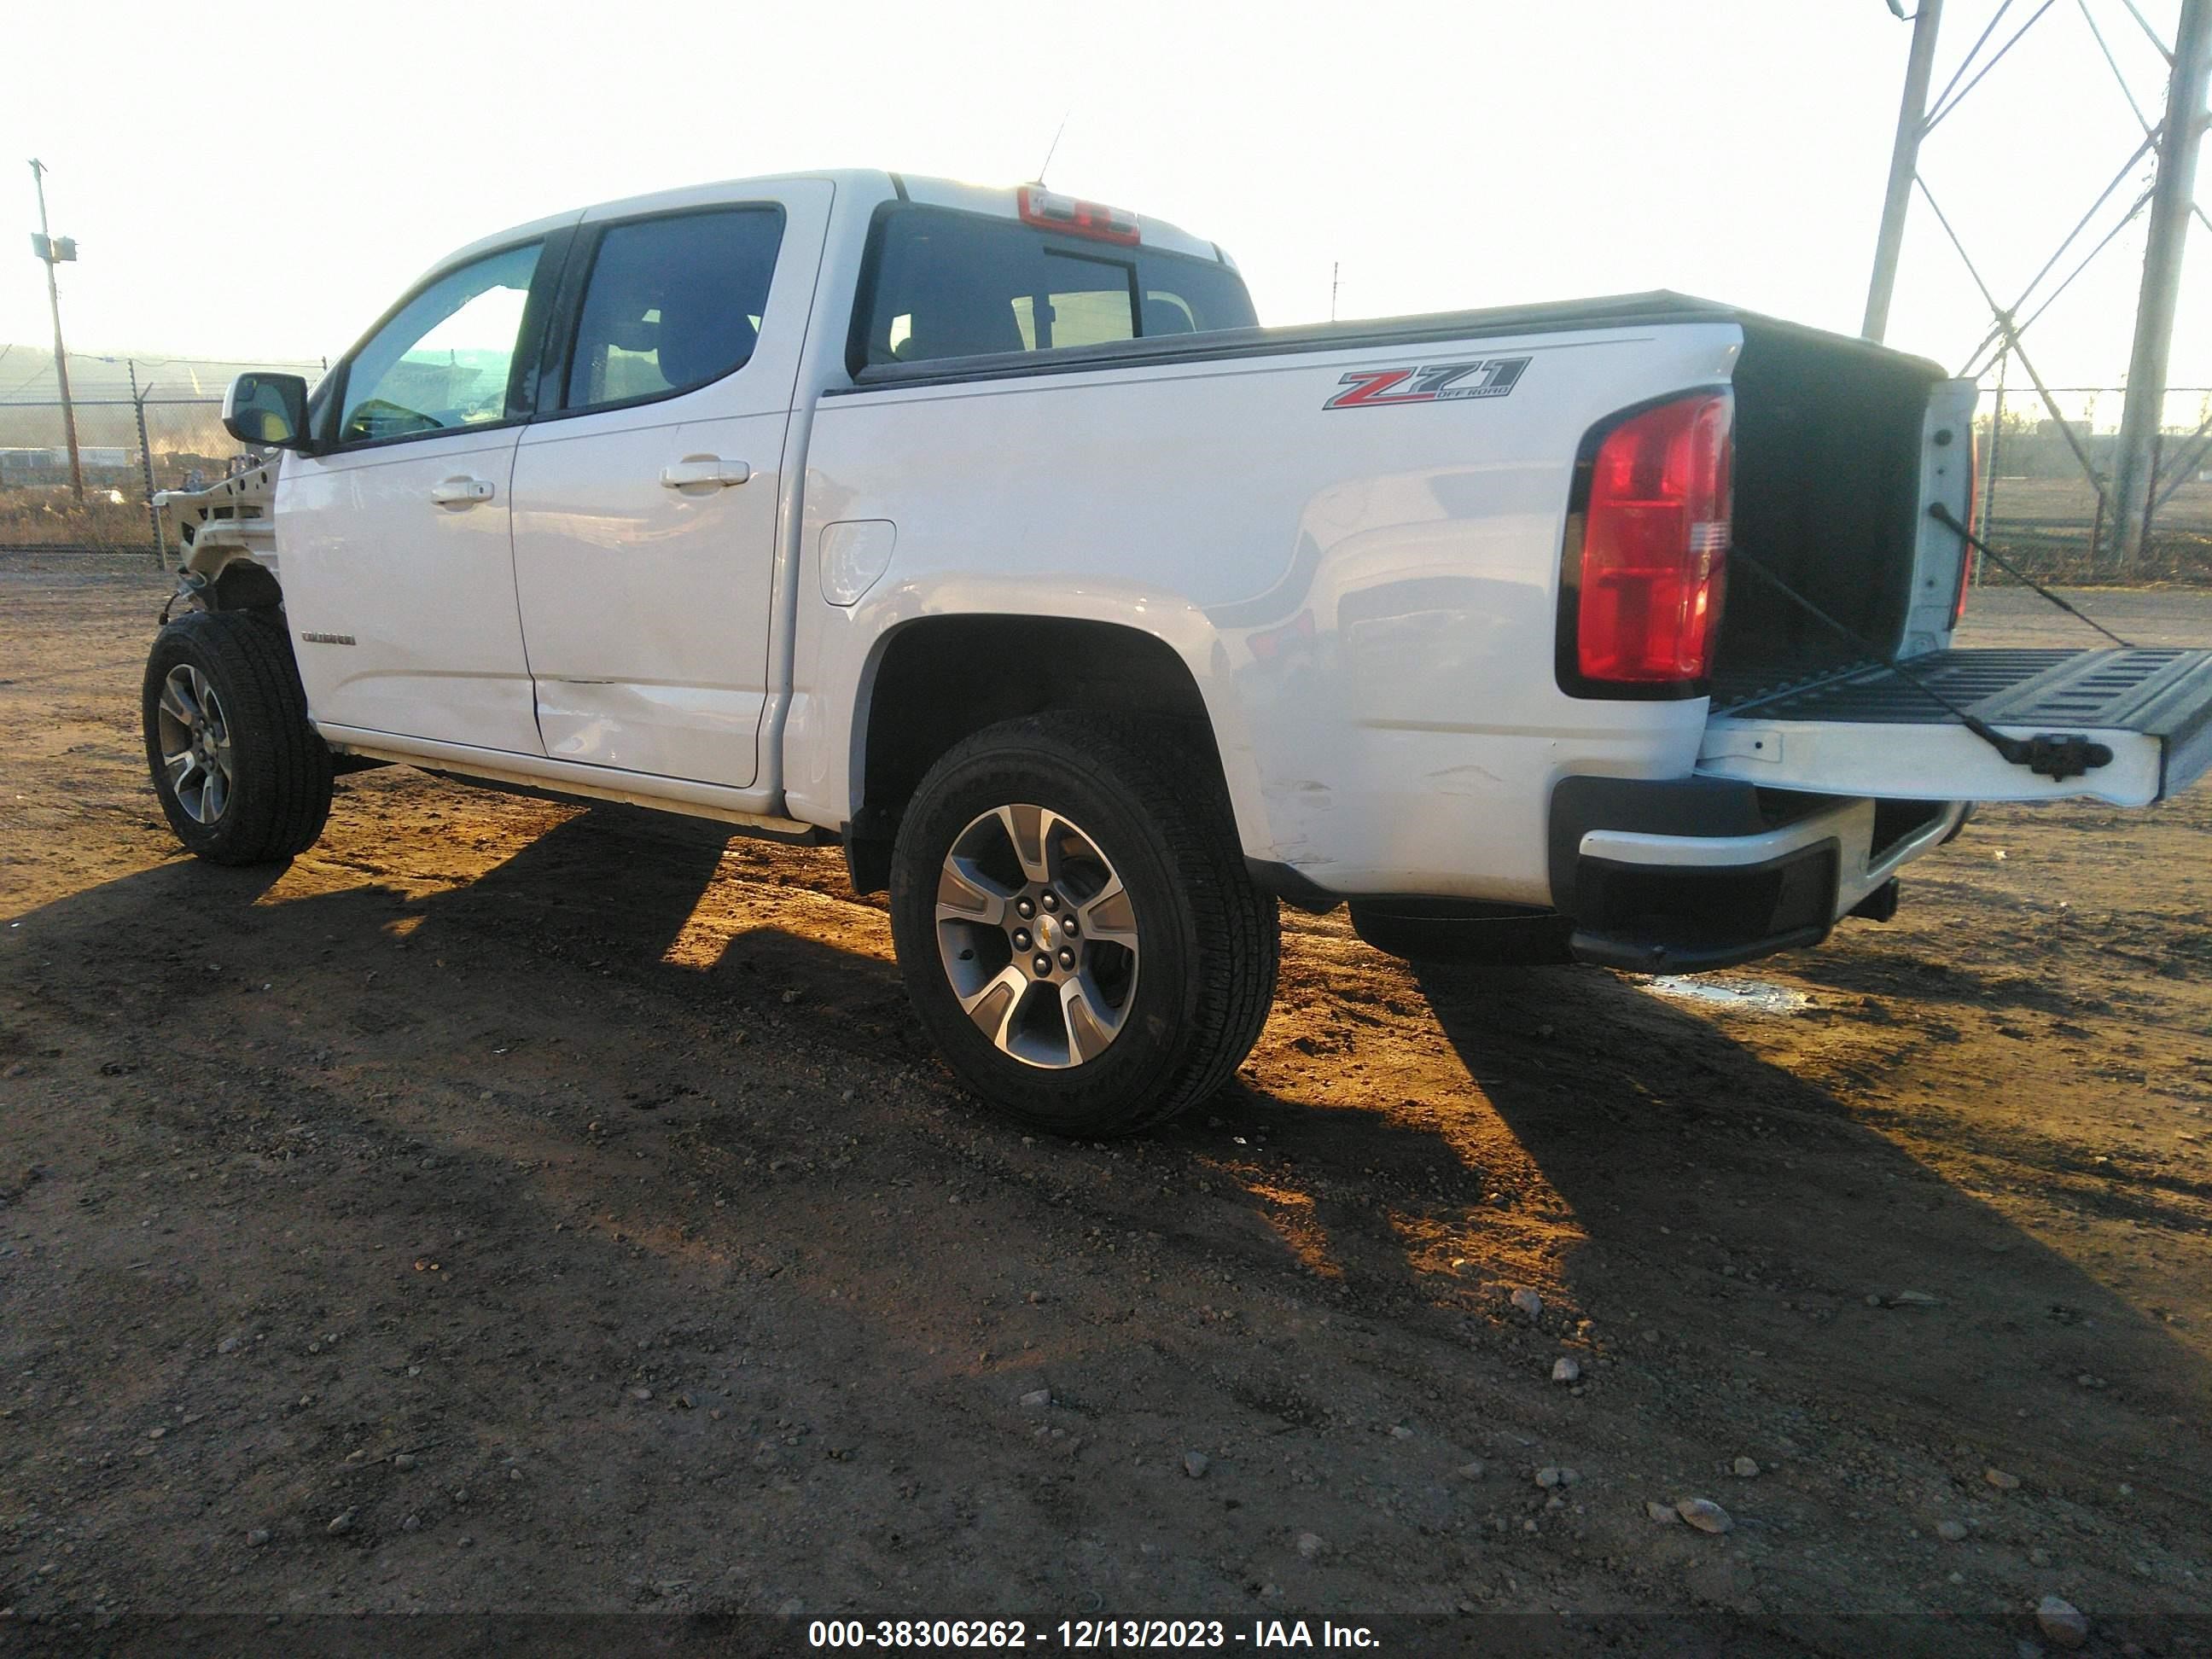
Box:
[1033,110,1072,186]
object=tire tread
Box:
[892,712,1278,1136]
[143,609,333,864]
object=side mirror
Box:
[222,372,311,450]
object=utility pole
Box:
[27,159,84,504]
[1863,0,1945,342]
[2108,0,2212,572]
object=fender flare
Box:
[841,598,1274,861]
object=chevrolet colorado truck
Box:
[146,169,2212,1136]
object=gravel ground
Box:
[3,559,2209,1653]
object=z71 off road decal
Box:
[1324,356,1531,410]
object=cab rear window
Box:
[851,203,1255,374]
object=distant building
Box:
[0,445,136,484]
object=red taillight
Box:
[1016,185,1141,245]
[1574,392,1733,686]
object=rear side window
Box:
[852,204,1256,372]
[564,207,785,411]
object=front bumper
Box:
[1548,777,1966,974]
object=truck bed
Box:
[835,290,1786,391]
[839,291,1957,721]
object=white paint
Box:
[510,179,833,789]
[788,306,1740,903]
[1698,717,2164,808]
[276,424,543,756]
[818,520,898,607]
[257,169,2190,934]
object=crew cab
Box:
[146,168,2212,1136]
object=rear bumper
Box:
[1548,777,1965,973]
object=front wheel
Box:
[888,714,1278,1138]
[142,609,333,865]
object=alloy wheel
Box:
[154,663,235,825]
[934,803,1140,1068]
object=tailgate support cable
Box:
[1728,552,2115,783]
[1925,503,2134,649]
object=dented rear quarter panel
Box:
[789,317,1746,905]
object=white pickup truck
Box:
[148,168,2212,1136]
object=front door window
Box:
[337,242,541,445]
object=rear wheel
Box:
[143,609,333,865]
[888,714,1278,1137]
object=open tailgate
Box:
[1698,648,2212,806]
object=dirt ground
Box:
[3,560,2209,1653]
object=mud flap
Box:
[1698,648,2212,806]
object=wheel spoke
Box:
[935,800,1140,1072]
[201,765,229,824]
[1078,878,1139,952]
[159,677,198,729]
[1059,974,1123,1064]
[1038,807,1079,888]
[959,963,1032,1052]
[994,804,1051,885]
[935,857,1015,928]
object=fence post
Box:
[129,360,164,564]
[1979,349,2008,587]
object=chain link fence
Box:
[1970,385,2211,586]
[5,355,2210,585]
[0,351,320,561]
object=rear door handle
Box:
[428,476,496,506]
[660,457,752,491]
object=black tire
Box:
[1349,899,1575,966]
[888,713,1279,1138]
[142,609,334,865]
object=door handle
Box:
[659,457,752,491]
[428,476,496,506]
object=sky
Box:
[2,0,2204,400]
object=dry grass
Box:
[1988,474,2212,529]
[0,490,160,553]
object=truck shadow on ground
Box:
[397,798,926,1058]
[1767,948,2081,1015]
[1396,958,2211,1491]
[10,799,2209,1536]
